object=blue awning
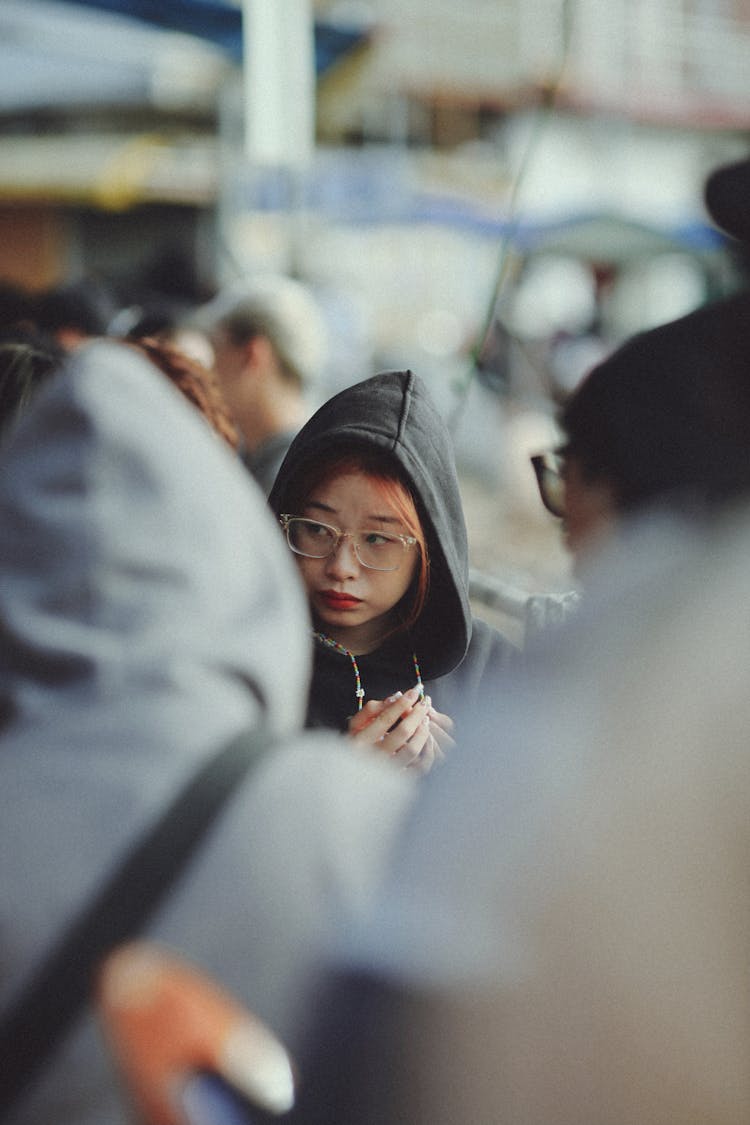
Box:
[50,0,370,72]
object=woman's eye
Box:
[307,522,330,538]
[363,531,391,547]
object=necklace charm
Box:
[313,632,423,711]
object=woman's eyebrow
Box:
[304,499,401,525]
[305,499,336,513]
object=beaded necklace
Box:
[313,631,424,711]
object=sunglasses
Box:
[530,451,566,519]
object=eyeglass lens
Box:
[531,454,566,519]
[286,518,406,571]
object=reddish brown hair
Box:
[128,338,240,451]
[285,448,430,633]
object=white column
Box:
[241,0,315,168]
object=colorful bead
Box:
[313,631,423,711]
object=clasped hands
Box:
[347,685,455,774]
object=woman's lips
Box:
[319,590,362,610]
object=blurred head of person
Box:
[0,336,310,748]
[532,291,750,572]
[197,275,328,458]
[0,281,36,336]
[126,337,239,452]
[113,297,216,371]
[34,277,116,350]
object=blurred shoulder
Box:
[468,616,521,670]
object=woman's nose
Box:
[324,534,360,577]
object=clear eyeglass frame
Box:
[279,514,417,572]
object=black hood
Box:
[269,370,472,680]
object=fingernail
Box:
[386,691,403,703]
[220,1022,296,1114]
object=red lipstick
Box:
[319,590,362,610]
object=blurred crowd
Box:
[1,152,750,1124]
[0,270,331,496]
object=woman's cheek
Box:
[295,556,318,595]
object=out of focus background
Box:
[2,0,749,637]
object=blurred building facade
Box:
[1,2,748,284]
[319,0,750,140]
[1,0,749,608]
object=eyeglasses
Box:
[530,452,566,519]
[280,515,417,572]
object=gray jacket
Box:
[0,341,415,1123]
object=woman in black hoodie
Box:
[269,369,518,768]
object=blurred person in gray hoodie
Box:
[292,503,750,1125]
[0,339,415,1124]
[286,226,750,1123]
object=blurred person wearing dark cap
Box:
[288,289,750,1124]
[290,500,750,1125]
[523,280,750,646]
[196,275,329,495]
[523,150,750,589]
[528,287,750,584]
[280,160,750,1123]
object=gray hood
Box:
[0,342,419,1124]
[0,337,310,999]
[0,337,310,778]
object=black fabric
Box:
[0,726,273,1120]
[307,620,516,734]
[307,634,424,732]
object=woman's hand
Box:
[347,687,454,774]
[426,701,456,758]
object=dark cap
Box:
[704,157,750,245]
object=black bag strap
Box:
[0,725,274,1119]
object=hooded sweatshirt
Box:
[0,342,415,1124]
[268,370,517,732]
